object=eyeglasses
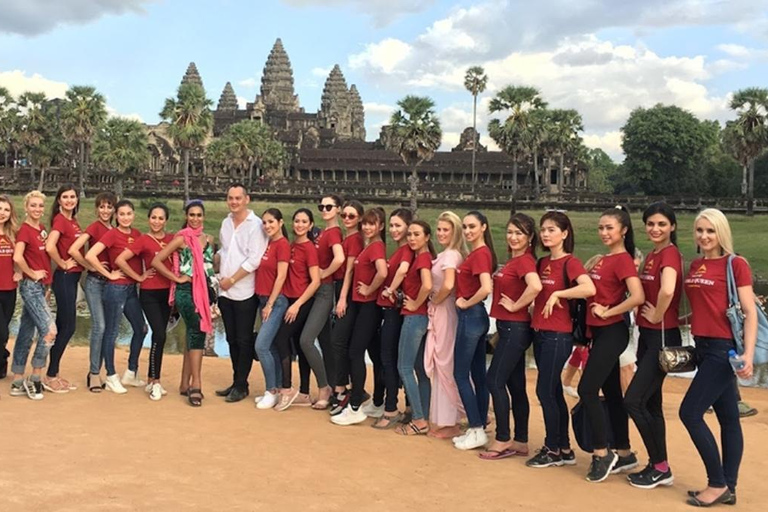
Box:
[317,204,337,212]
[340,213,358,220]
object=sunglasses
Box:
[340,213,358,220]
[317,204,337,212]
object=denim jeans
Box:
[533,330,574,451]
[454,303,490,428]
[102,283,147,376]
[487,321,532,443]
[12,279,55,375]
[84,274,107,374]
[679,337,743,491]
[298,282,334,390]
[254,294,288,390]
[397,314,430,421]
[47,270,81,377]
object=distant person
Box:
[0,195,20,381]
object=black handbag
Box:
[571,399,614,453]
[658,255,695,373]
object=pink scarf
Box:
[168,226,212,334]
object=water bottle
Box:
[728,350,745,372]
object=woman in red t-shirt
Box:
[272,208,321,411]
[452,210,496,450]
[68,192,116,392]
[331,208,387,426]
[115,203,174,401]
[86,200,150,395]
[43,184,82,393]
[10,191,56,400]
[480,213,542,459]
[580,206,645,483]
[680,208,756,507]
[0,195,21,380]
[624,202,683,488]
[329,200,365,414]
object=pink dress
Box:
[424,249,463,427]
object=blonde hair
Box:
[23,190,46,209]
[0,195,20,243]
[695,208,734,255]
[583,254,603,272]
[437,211,467,257]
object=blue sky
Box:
[1,0,767,160]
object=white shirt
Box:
[217,210,268,301]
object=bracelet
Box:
[228,277,236,284]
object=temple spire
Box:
[181,62,204,88]
[260,38,299,112]
[217,82,237,112]
[348,84,366,141]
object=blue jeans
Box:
[679,337,743,491]
[102,283,147,376]
[397,314,430,421]
[47,270,81,377]
[84,274,107,374]
[11,279,55,375]
[533,330,574,451]
[454,303,490,428]
[254,294,288,391]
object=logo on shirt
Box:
[262,245,271,260]
[127,236,135,244]
[685,263,714,288]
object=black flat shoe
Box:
[215,385,234,397]
[687,490,736,505]
[686,489,735,507]
[224,388,249,403]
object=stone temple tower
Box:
[348,84,366,141]
[320,64,354,139]
[217,82,237,113]
[259,38,300,113]
[181,62,204,88]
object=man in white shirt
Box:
[215,183,268,402]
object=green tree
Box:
[584,147,618,193]
[548,109,584,193]
[464,66,488,192]
[31,105,67,190]
[91,117,149,198]
[221,120,286,187]
[728,87,768,216]
[61,85,108,197]
[386,95,442,213]
[160,82,213,202]
[18,92,48,181]
[0,87,14,168]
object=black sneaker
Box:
[627,462,653,482]
[611,452,639,474]
[586,452,618,483]
[526,447,563,468]
[629,466,674,489]
[329,390,349,416]
[560,450,576,466]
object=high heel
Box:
[686,489,735,507]
[87,373,103,393]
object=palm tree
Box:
[386,95,442,213]
[18,92,48,181]
[91,117,149,198]
[0,87,14,168]
[160,82,213,202]
[464,66,488,192]
[61,86,108,197]
[547,109,584,194]
[728,87,768,216]
[526,108,550,198]
[31,106,66,190]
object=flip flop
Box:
[395,421,428,436]
[187,388,203,407]
[373,412,404,430]
[478,448,528,460]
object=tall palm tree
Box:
[61,85,108,197]
[0,87,13,168]
[18,92,48,181]
[386,95,442,213]
[464,66,488,192]
[526,108,550,198]
[32,106,67,190]
[728,87,768,216]
[547,109,584,194]
[160,82,213,202]
[91,117,149,198]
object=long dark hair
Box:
[642,201,677,246]
[182,199,205,229]
[50,183,79,226]
[147,202,169,220]
[342,199,364,230]
[264,207,289,238]
[539,211,575,254]
[466,210,498,270]
[361,207,387,245]
[293,208,316,244]
[409,220,437,258]
[601,205,635,256]
[390,207,413,226]
[508,213,537,259]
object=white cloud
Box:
[238,78,257,88]
[363,102,395,117]
[349,38,413,74]
[0,70,68,99]
[237,96,248,109]
[105,105,144,122]
[718,44,752,57]
[312,67,332,78]
[583,131,624,162]
[281,0,435,27]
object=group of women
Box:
[0,186,757,507]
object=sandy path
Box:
[0,344,766,511]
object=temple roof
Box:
[181,62,204,88]
[217,82,237,112]
[321,64,349,111]
[261,38,298,112]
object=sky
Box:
[1,0,767,161]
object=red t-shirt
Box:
[85,221,112,269]
[531,255,587,333]
[333,231,364,281]
[255,237,290,297]
[0,234,16,291]
[129,233,175,290]
[283,240,319,299]
[17,223,52,285]
[401,251,432,316]
[587,252,638,327]
[51,214,84,273]
[491,252,537,322]
[637,245,683,330]
[352,240,386,303]
[315,226,343,285]
[377,244,414,308]
[685,255,752,339]
[456,245,493,300]
[100,228,142,285]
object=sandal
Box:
[478,448,528,460]
[187,388,203,407]
[395,421,429,436]
[87,373,103,393]
[312,399,330,410]
[180,389,205,399]
[373,412,404,430]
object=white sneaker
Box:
[563,386,579,399]
[257,390,279,410]
[330,405,368,426]
[452,431,469,444]
[149,383,163,401]
[105,374,128,394]
[23,377,44,401]
[121,370,146,388]
[454,427,489,450]
[145,382,168,395]
[361,401,385,418]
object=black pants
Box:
[47,270,81,377]
[331,295,358,389]
[0,289,16,368]
[349,301,382,407]
[275,297,315,389]
[296,337,311,395]
[140,288,172,380]
[318,280,342,388]
[219,295,259,392]
[487,321,532,443]
[577,322,630,451]
[380,307,404,412]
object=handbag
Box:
[571,399,614,453]
[658,252,696,373]
[726,254,768,365]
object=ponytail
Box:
[264,207,289,239]
[466,210,498,270]
[410,220,437,258]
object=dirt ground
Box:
[1,344,766,512]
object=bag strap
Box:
[726,254,740,309]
